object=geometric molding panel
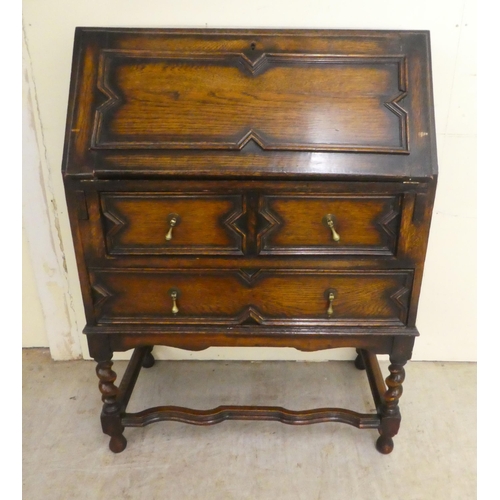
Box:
[375,197,403,250]
[389,281,412,324]
[222,197,248,252]
[237,306,265,326]
[237,269,264,286]
[256,198,282,252]
[91,283,113,310]
[93,51,409,153]
[102,206,126,242]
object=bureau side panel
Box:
[63,181,97,325]
[399,176,437,326]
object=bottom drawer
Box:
[90,269,413,327]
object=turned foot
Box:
[142,351,155,368]
[109,434,127,453]
[376,435,394,454]
[354,352,366,370]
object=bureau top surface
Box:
[62,28,438,180]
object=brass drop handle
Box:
[325,288,337,318]
[327,292,335,316]
[165,213,180,241]
[165,219,176,241]
[169,289,179,315]
[327,217,340,242]
[322,214,340,242]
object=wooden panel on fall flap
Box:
[92,51,408,153]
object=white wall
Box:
[22,0,476,361]
[22,228,48,347]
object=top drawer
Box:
[98,188,402,258]
[258,194,401,256]
[101,193,246,255]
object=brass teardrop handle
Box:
[323,214,340,242]
[169,288,180,315]
[327,292,335,316]
[325,288,337,317]
[165,213,180,241]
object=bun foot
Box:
[109,434,127,453]
[354,353,366,370]
[142,351,155,368]
[376,435,394,454]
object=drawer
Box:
[90,269,412,327]
[258,194,402,256]
[98,189,403,259]
[101,193,247,255]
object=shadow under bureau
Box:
[62,28,437,453]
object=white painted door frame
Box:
[22,28,82,360]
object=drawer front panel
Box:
[101,193,247,255]
[258,195,401,256]
[90,269,412,327]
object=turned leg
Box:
[354,349,366,370]
[142,347,155,368]
[96,359,127,453]
[376,358,406,454]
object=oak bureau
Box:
[62,28,437,454]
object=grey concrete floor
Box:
[23,349,476,500]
